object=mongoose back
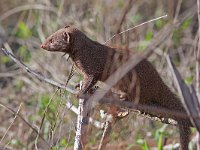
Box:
[41,25,192,150]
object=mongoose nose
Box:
[40,44,45,49]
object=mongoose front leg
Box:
[77,75,98,99]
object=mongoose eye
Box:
[50,39,53,43]
[65,25,70,28]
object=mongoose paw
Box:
[75,83,80,90]
[77,92,89,99]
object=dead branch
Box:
[1,48,76,94]
[98,121,113,150]
[74,97,85,150]
[74,82,90,150]
[166,54,200,130]
[98,96,187,126]
[104,14,168,44]
[0,103,22,145]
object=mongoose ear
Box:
[63,32,70,43]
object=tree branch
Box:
[1,48,76,94]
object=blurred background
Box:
[0,0,198,149]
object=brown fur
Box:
[41,25,192,150]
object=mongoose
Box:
[41,25,192,150]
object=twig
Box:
[0,102,50,148]
[55,94,73,147]
[51,90,65,147]
[104,14,168,44]
[0,103,22,145]
[1,48,76,94]
[35,89,59,150]
[131,109,177,126]
[65,64,75,86]
[98,121,112,150]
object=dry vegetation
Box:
[0,0,199,149]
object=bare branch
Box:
[74,82,90,150]
[74,98,84,150]
[98,96,188,125]
[166,54,200,130]
[1,48,76,94]
[0,103,22,144]
[104,14,168,44]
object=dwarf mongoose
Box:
[41,25,192,150]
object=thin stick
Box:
[0,102,50,147]
[35,89,59,150]
[98,94,199,125]
[98,121,113,150]
[1,48,76,94]
[104,14,168,44]
[166,55,200,129]
[0,103,22,144]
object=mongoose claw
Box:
[75,83,80,90]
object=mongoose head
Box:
[40,25,75,53]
